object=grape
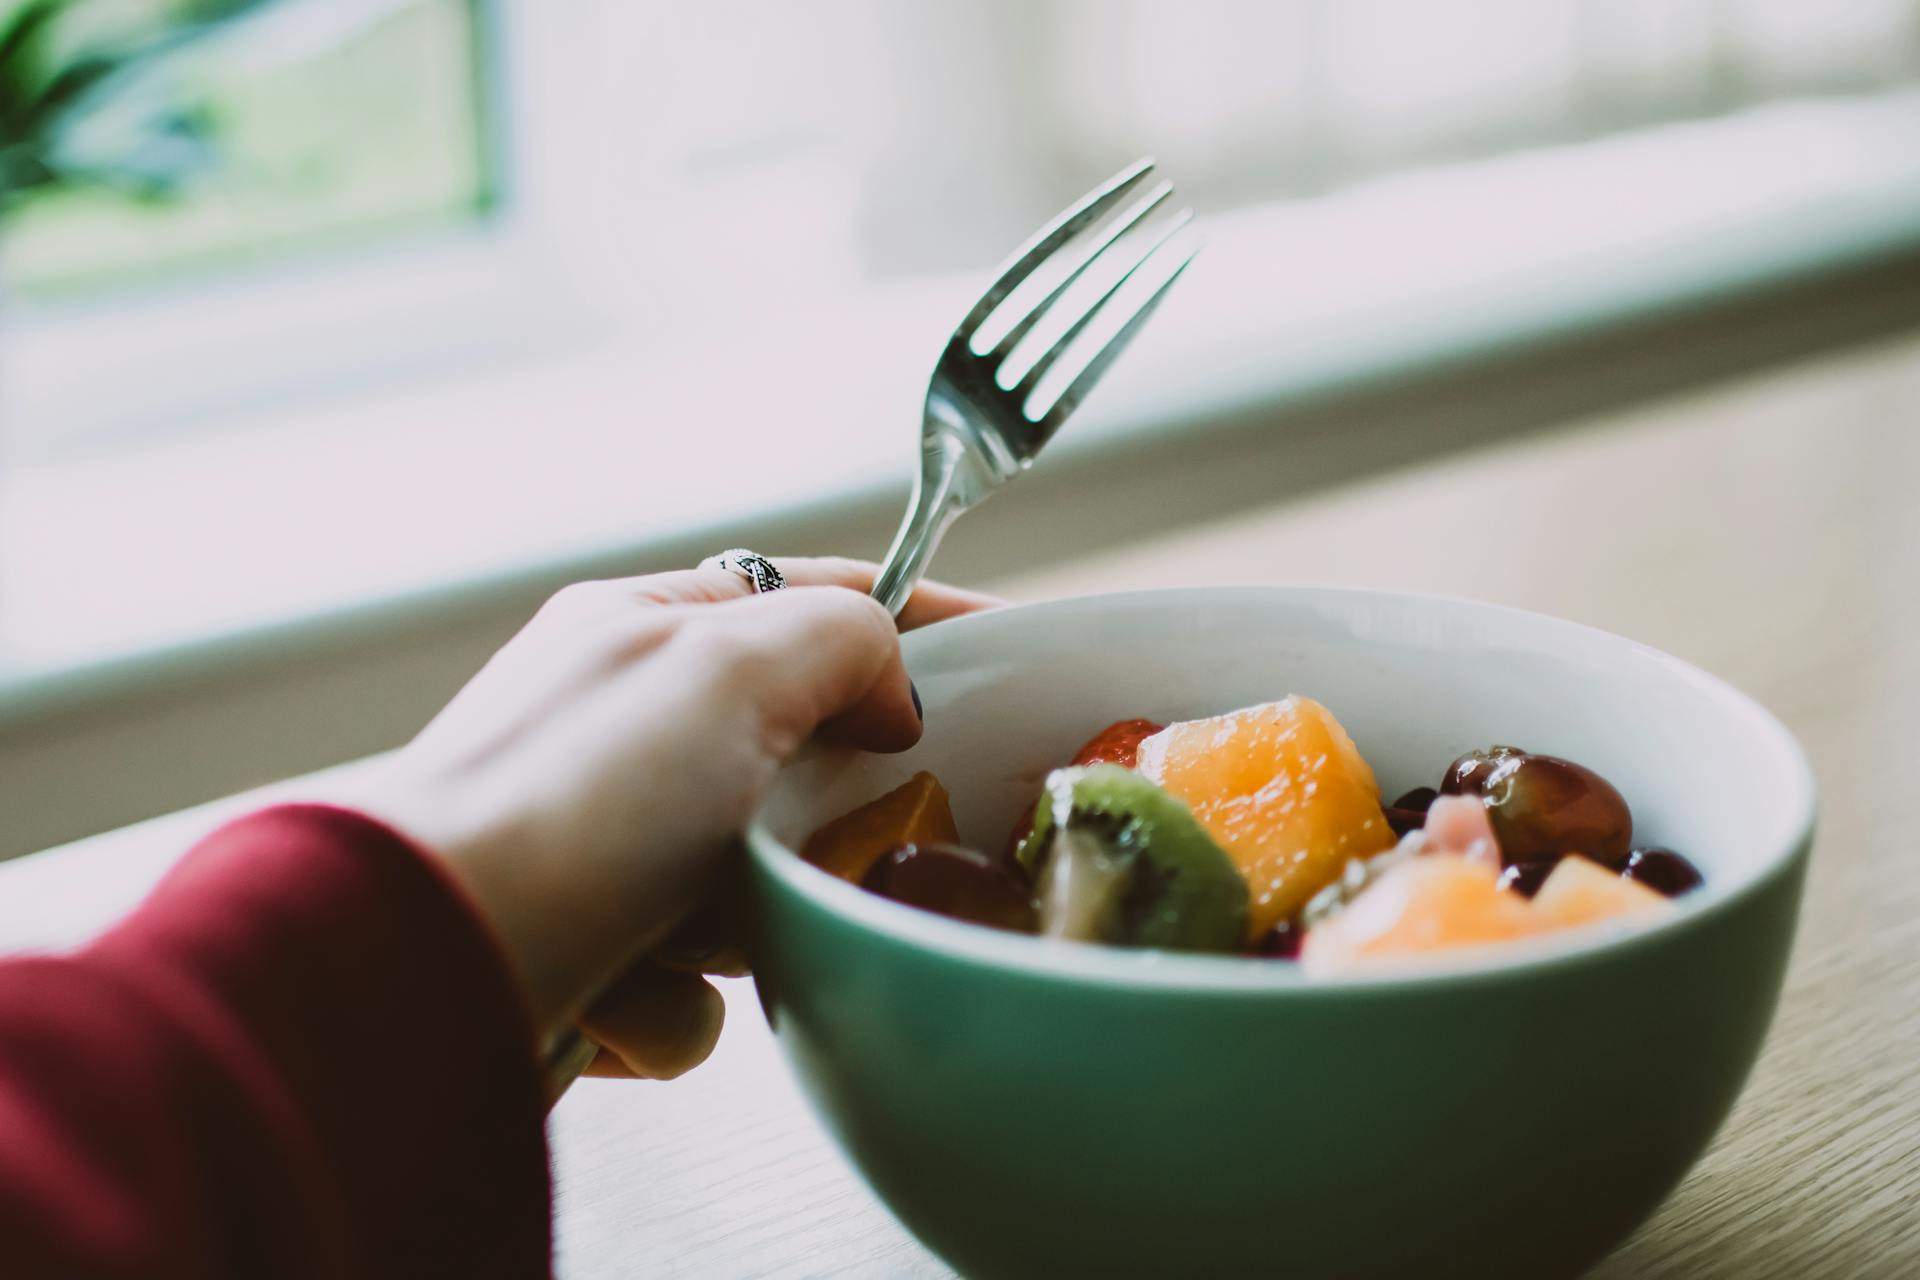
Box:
[1255,919,1304,959]
[1443,747,1631,866]
[1440,745,1527,796]
[1484,755,1632,865]
[1619,847,1703,897]
[861,843,1038,933]
[1383,809,1423,838]
[1384,785,1439,837]
[1393,786,1440,812]
[1496,859,1556,899]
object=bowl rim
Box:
[746,585,1817,994]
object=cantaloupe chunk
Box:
[1299,855,1536,974]
[1530,855,1673,929]
[1301,852,1676,975]
[801,771,959,882]
[1136,696,1394,938]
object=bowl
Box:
[747,587,1813,1279]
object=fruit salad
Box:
[800,696,1702,974]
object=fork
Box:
[868,158,1199,616]
[541,161,1194,1103]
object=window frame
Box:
[1,0,588,460]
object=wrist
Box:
[322,759,621,1039]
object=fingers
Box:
[613,556,1003,631]
[579,963,726,1080]
[673,586,923,756]
[653,880,752,977]
[778,557,1003,631]
[655,943,751,980]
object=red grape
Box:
[1385,785,1439,836]
[1496,859,1557,899]
[1444,748,1632,866]
[1440,745,1526,797]
[1619,847,1703,896]
[1255,919,1304,959]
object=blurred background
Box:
[3,0,1919,853]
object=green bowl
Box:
[747,588,1813,1279]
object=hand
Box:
[347,558,999,1078]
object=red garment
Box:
[0,805,551,1278]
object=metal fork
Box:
[869,158,1199,615]
[541,162,1194,1104]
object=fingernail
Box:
[909,679,923,723]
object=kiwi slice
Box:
[1019,765,1247,952]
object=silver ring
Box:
[706,548,786,593]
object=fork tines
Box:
[958,158,1199,431]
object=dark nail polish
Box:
[910,679,923,723]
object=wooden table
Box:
[3,332,1918,1276]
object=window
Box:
[0,0,497,298]
[1044,0,1920,203]
[7,0,1919,458]
[2,0,1918,665]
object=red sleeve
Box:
[0,804,552,1279]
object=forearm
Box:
[0,805,551,1279]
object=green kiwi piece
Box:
[1020,765,1246,952]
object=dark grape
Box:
[1619,847,1703,897]
[1384,808,1423,837]
[1481,754,1633,866]
[1255,919,1304,959]
[862,843,1038,933]
[1384,786,1439,836]
[1440,745,1527,797]
[1496,859,1557,899]
[1392,786,1440,813]
[1384,809,1423,838]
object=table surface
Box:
[2,332,1917,1277]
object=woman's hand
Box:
[346,558,999,1079]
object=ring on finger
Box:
[702,548,787,594]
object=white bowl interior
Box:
[757,588,1811,975]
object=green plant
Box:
[0,0,274,212]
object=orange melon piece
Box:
[801,771,959,883]
[1530,855,1673,929]
[1302,853,1678,975]
[1136,696,1394,937]
[1300,855,1538,975]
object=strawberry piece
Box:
[1069,717,1166,769]
[1003,717,1164,863]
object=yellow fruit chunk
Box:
[802,771,959,883]
[1136,696,1394,937]
[1530,855,1673,929]
[1300,855,1536,975]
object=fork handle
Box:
[872,434,970,617]
[542,1026,599,1107]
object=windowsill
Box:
[5,89,1920,729]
